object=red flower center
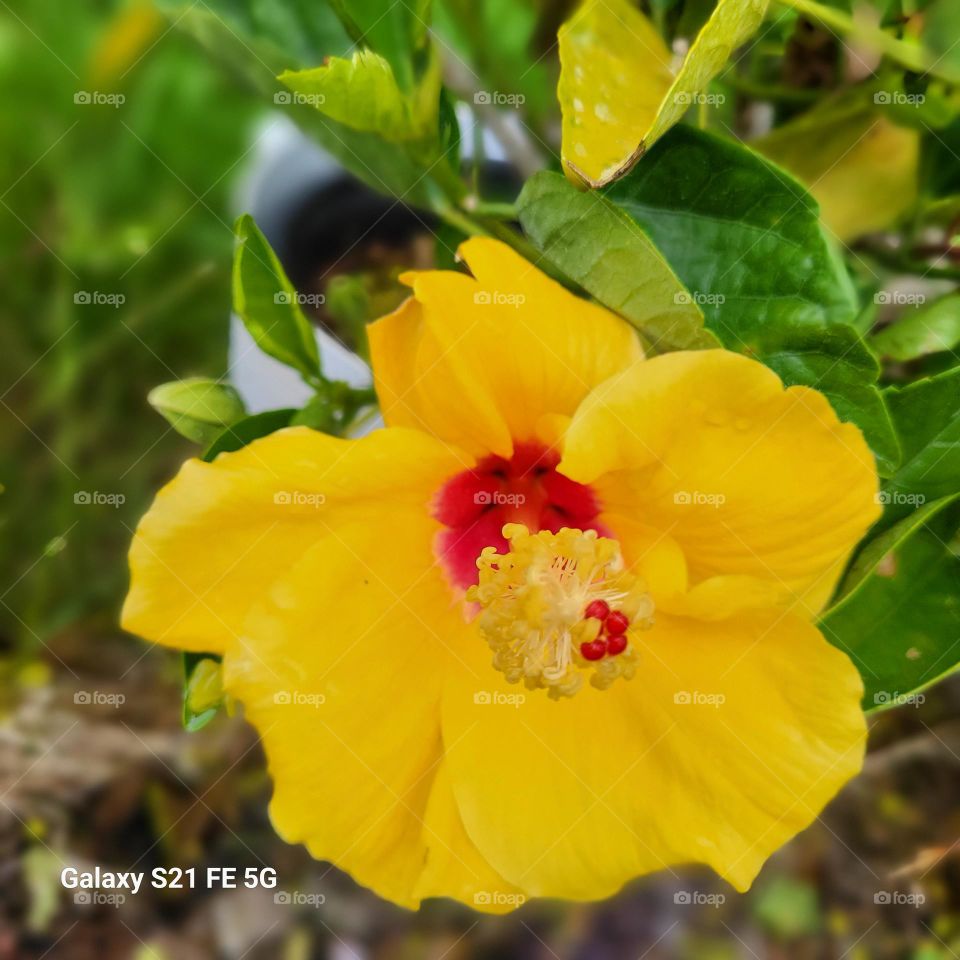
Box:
[433,443,605,589]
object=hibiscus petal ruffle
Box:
[441,606,865,900]
[560,350,880,614]
[368,237,642,457]
[122,426,467,652]
[226,515,523,910]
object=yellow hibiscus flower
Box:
[123,237,880,913]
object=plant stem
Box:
[859,243,960,281]
[719,72,820,103]
[436,203,486,238]
[467,200,519,221]
[774,0,960,83]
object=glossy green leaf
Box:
[147,378,246,446]
[522,126,899,473]
[516,171,719,352]
[203,408,298,462]
[558,0,768,187]
[871,292,960,361]
[600,127,858,339]
[232,215,321,384]
[883,367,960,517]
[820,497,960,710]
[603,127,898,473]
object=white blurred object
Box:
[228,114,377,425]
[227,107,513,424]
[229,316,374,414]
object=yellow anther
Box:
[466,525,654,699]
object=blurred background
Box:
[1,0,960,957]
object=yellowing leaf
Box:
[280,48,441,144]
[559,0,768,187]
[755,92,919,242]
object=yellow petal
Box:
[560,351,880,614]
[413,761,528,913]
[559,0,768,187]
[442,607,865,900]
[225,513,522,911]
[122,426,467,653]
[368,237,642,456]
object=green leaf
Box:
[600,126,858,339]
[156,0,456,206]
[871,292,960,361]
[820,497,960,710]
[290,382,376,435]
[522,126,899,473]
[327,0,431,92]
[921,0,960,83]
[279,47,461,205]
[153,0,352,87]
[203,408,298,462]
[517,171,719,352]
[147,378,246,446]
[603,127,898,473]
[558,0,768,187]
[280,49,440,143]
[883,367,960,516]
[232,215,321,383]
